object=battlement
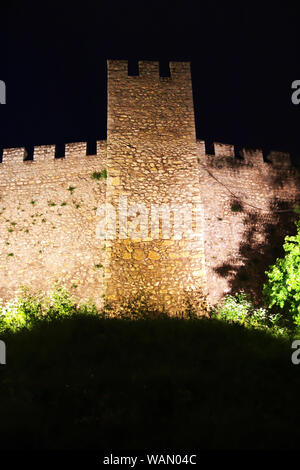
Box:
[0,138,293,170]
[0,140,107,165]
[196,139,293,169]
[107,59,191,80]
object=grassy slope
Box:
[0,315,298,450]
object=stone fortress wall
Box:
[0,60,299,310]
[196,141,300,304]
[0,142,107,306]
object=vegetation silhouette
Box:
[0,312,298,450]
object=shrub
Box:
[211,291,285,335]
[0,289,44,333]
[0,286,98,333]
[45,286,77,320]
[263,217,300,330]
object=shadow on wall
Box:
[214,196,299,302]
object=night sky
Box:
[1,1,300,161]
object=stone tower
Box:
[104,60,206,313]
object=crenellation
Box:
[107,59,128,77]
[169,61,191,78]
[33,145,56,162]
[214,142,234,157]
[138,60,159,77]
[267,150,291,168]
[242,147,264,165]
[0,141,108,167]
[2,147,25,165]
[65,142,87,158]
[96,140,107,157]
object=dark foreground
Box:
[0,316,298,450]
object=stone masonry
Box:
[0,59,299,311]
[0,142,107,306]
[105,60,206,313]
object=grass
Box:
[0,314,299,450]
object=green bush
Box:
[0,286,98,333]
[263,217,300,329]
[0,289,44,333]
[0,285,290,337]
[211,291,285,335]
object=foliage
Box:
[211,291,286,336]
[0,284,291,337]
[263,218,300,330]
[0,286,98,333]
[91,169,107,180]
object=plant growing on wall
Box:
[230,202,243,212]
[91,169,107,180]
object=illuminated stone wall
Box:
[0,60,299,311]
[105,60,206,313]
[197,143,300,304]
[0,142,107,305]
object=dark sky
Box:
[0,1,300,159]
